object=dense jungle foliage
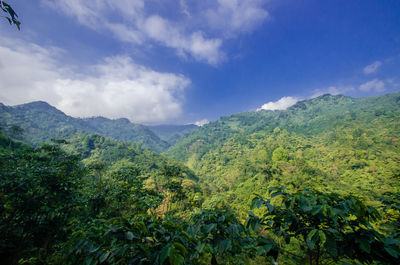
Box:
[1,93,400,264]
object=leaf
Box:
[99,251,111,263]
[385,246,400,258]
[318,230,326,246]
[169,253,184,265]
[311,205,322,215]
[251,197,263,209]
[357,238,371,254]
[218,215,225,222]
[160,245,170,265]
[217,239,231,252]
[325,237,338,257]
[173,242,187,256]
[302,205,313,212]
[306,229,319,250]
[205,223,217,233]
[86,256,95,265]
[266,203,275,213]
[271,191,283,198]
[126,231,134,240]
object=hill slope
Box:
[148,124,198,146]
[164,92,400,214]
[0,101,171,152]
[166,93,400,161]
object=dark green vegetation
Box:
[1,93,400,264]
[1,1,21,30]
[0,101,197,153]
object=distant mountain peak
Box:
[22,101,53,108]
[115,118,131,124]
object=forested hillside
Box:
[148,124,198,146]
[0,101,173,152]
[1,93,400,264]
[166,93,400,161]
[165,92,400,215]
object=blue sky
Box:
[0,0,399,125]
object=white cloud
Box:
[42,0,270,65]
[179,0,191,17]
[257,97,299,111]
[142,15,224,65]
[363,61,382,74]
[0,40,190,123]
[359,79,385,92]
[194,119,210,126]
[205,0,269,36]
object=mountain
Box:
[164,92,400,215]
[165,93,400,161]
[0,101,171,152]
[148,124,198,146]
[2,94,400,264]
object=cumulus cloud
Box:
[42,0,269,65]
[359,79,385,92]
[194,119,210,126]
[0,40,190,123]
[257,97,299,111]
[363,61,382,74]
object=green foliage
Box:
[64,216,196,265]
[0,102,171,152]
[148,124,198,146]
[0,137,85,263]
[188,209,277,264]
[248,187,400,264]
[1,93,400,264]
[271,147,289,163]
[166,93,400,162]
[1,1,21,30]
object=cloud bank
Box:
[0,40,190,123]
[43,0,270,65]
[257,96,299,111]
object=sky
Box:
[0,0,399,125]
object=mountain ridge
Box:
[165,92,400,161]
[0,101,170,152]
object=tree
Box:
[188,209,277,264]
[1,1,20,29]
[0,143,85,263]
[247,186,400,264]
[9,125,24,139]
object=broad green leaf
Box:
[385,246,400,258]
[318,230,326,246]
[160,245,171,265]
[205,223,217,233]
[306,229,319,250]
[99,251,111,263]
[311,205,322,215]
[217,239,231,252]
